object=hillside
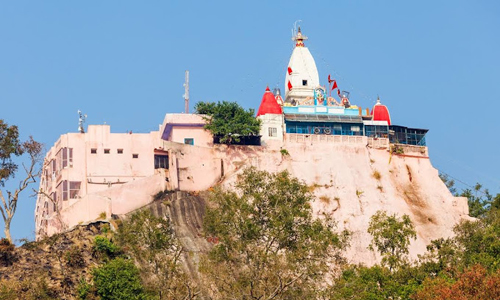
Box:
[167,138,471,265]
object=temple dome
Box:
[257,86,282,117]
[284,27,319,103]
[371,98,391,125]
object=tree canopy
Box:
[194,101,261,144]
[0,119,43,241]
[200,168,349,299]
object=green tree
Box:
[92,257,147,300]
[368,211,417,271]
[461,183,493,218]
[200,168,349,299]
[116,210,198,299]
[194,101,261,144]
[0,119,43,242]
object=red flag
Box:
[331,80,338,91]
[288,80,293,90]
[288,66,293,75]
[328,74,333,83]
[337,89,341,97]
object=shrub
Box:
[93,236,120,259]
[372,170,381,180]
[280,149,290,156]
[92,258,146,300]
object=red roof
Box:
[256,86,282,117]
[371,99,391,125]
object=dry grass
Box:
[319,195,331,205]
[372,170,381,180]
[377,185,384,192]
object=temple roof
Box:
[257,86,283,117]
[371,98,391,125]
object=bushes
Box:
[92,236,120,259]
[92,258,146,300]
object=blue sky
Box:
[1,1,499,241]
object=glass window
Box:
[154,155,169,169]
[69,182,81,199]
[184,138,194,145]
[268,127,277,137]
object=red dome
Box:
[257,86,282,117]
[371,99,391,125]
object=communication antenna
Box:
[78,110,87,133]
[183,70,189,113]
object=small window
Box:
[184,138,194,145]
[91,148,97,154]
[104,149,110,154]
[117,149,123,154]
[154,155,169,169]
[351,126,360,132]
[132,154,139,159]
[268,127,277,137]
[302,80,307,86]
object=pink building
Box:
[35,120,214,237]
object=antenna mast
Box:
[78,110,87,133]
[184,70,189,113]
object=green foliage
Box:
[77,278,95,300]
[280,148,289,156]
[439,173,499,218]
[461,183,494,218]
[368,210,417,271]
[93,236,120,259]
[116,210,197,299]
[0,120,23,186]
[200,168,349,299]
[92,257,147,300]
[0,119,43,242]
[194,101,261,144]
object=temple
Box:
[35,27,432,238]
[257,26,427,147]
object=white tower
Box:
[284,27,320,104]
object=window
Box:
[132,154,139,159]
[56,147,73,170]
[184,138,194,145]
[351,126,360,132]
[154,155,169,169]
[91,148,97,154]
[302,80,308,86]
[104,149,110,154]
[69,181,81,199]
[268,127,277,137]
[117,149,123,154]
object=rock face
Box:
[198,140,471,266]
[123,191,211,282]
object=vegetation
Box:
[0,119,43,241]
[115,210,198,299]
[91,258,147,300]
[200,168,349,299]
[368,211,417,271]
[194,101,261,144]
[439,172,499,218]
